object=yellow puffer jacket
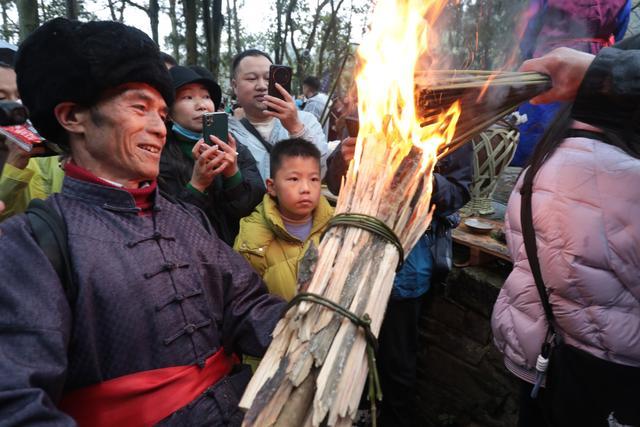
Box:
[0,156,64,222]
[234,193,334,302]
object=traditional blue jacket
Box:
[0,176,285,425]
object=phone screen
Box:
[202,112,228,145]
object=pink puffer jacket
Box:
[491,135,640,384]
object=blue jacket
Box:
[391,144,473,299]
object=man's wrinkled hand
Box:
[520,47,594,105]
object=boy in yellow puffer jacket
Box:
[234,138,333,302]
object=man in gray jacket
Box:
[0,18,285,426]
[228,49,328,180]
[302,75,330,138]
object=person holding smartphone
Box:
[228,49,328,181]
[159,65,265,245]
[0,61,66,221]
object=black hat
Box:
[169,65,222,110]
[15,18,173,145]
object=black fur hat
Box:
[15,18,174,144]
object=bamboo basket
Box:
[462,115,522,216]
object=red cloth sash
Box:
[59,348,238,426]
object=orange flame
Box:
[354,0,461,173]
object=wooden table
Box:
[452,217,511,266]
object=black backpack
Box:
[25,198,77,303]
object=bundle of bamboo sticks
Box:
[414,70,551,158]
[239,131,438,426]
[238,70,552,427]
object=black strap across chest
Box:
[240,118,273,153]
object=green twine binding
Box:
[285,292,383,426]
[322,213,405,271]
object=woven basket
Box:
[462,119,519,216]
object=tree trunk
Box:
[274,0,284,63]
[106,0,117,20]
[211,0,223,80]
[481,0,493,69]
[281,0,297,64]
[232,0,242,53]
[304,0,329,53]
[1,0,12,41]
[226,0,233,63]
[316,0,345,76]
[290,0,329,84]
[65,0,78,19]
[149,0,160,45]
[184,0,197,65]
[17,0,39,41]
[168,0,180,62]
[203,0,213,68]
[123,0,157,44]
[118,0,126,21]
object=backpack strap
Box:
[26,198,76,304]
[519,166,557,334]
[240,118,273,153]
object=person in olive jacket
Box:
[159,65,265,245]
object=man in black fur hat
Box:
[0,18,285,426]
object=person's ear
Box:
[231,78,238,95]
[266,177,276,197]
[54,102,89,134]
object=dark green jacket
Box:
[159,129,265,245]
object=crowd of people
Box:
[0,3,638,426]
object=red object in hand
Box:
[0,124,44,152]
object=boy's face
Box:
[267,155,321,221]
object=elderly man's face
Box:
[0,67,19,102]
[232,55,271,118]
[79,83,168,187]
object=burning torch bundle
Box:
[239,1,552,426]
[415,69,551,158]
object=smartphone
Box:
[267,64,292,111]
[202,112,228,146]
[345,117,359,137]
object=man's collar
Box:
[64,162,156,213]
